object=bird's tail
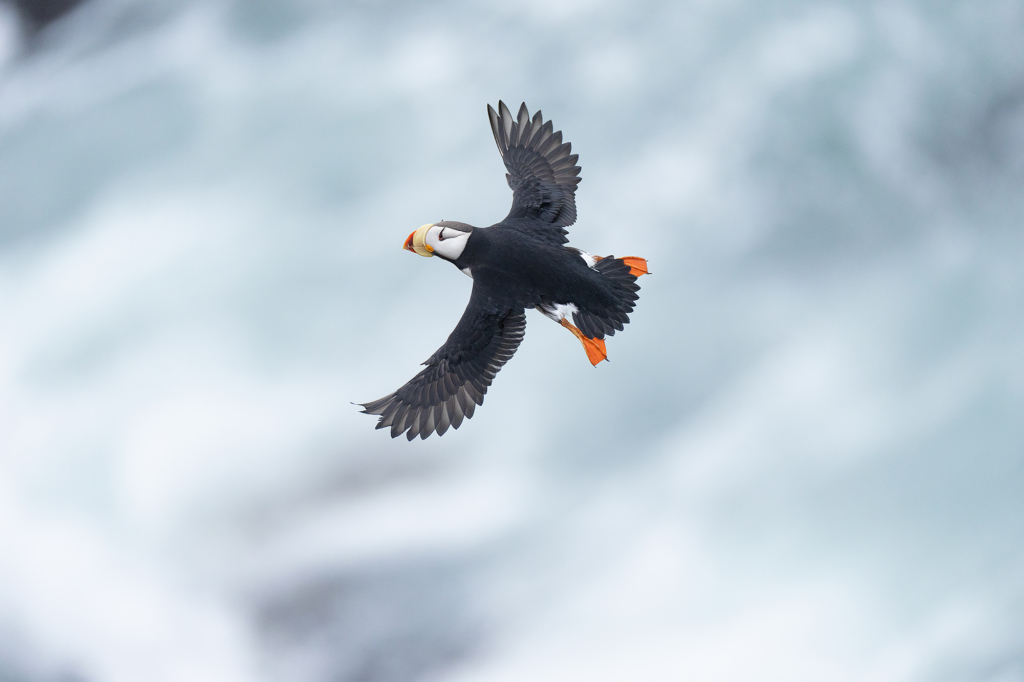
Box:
[571,256,649,340]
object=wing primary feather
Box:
[390,402,409,431]
[465,382,485,404]
[533,120,554,149]
[442,372,459,399]
[487,104,503,155]
[521,111,541,147]
[423,407,437,439]
[450,394,465,429]
[378,403,400,428]
[407,409,422,441]
[548,142,572,164]
[456,386,471,413]
[426,379,442,409]
[437,402,451,436]
[360,393,394,414]
[499,101,514,149]
[538,130,562,156]
[391,407,407,438]
[515,103,530,145]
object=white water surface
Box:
[1,1,1023,680]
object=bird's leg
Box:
[559,318,608,366]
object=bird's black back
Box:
[455,226,639,340]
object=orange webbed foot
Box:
[560,318,608,366]
[620,256,649,277]
[580,335,607,366]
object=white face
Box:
[422,224,471,261]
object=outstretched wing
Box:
[488,101,582,246]
[359,287,526,441]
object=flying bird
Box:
[360,101,648,440]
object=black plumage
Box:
[360,102,647,440]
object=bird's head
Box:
[403,221,473,261]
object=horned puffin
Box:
[360,101,648,440]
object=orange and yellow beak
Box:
[403,224,435,257]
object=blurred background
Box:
[1,0,1023,680]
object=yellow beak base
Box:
[403,224,435,257]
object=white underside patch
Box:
[578,250,598,268]
[538,301,578,323]
[461,267,473,278]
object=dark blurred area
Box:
[7,0,83,32]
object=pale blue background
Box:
[1,1,1023,680]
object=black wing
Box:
[359,287,526,441]
[488,101,582,246]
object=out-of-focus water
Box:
[1,0,1023,680]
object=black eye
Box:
[438,228,446,241]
